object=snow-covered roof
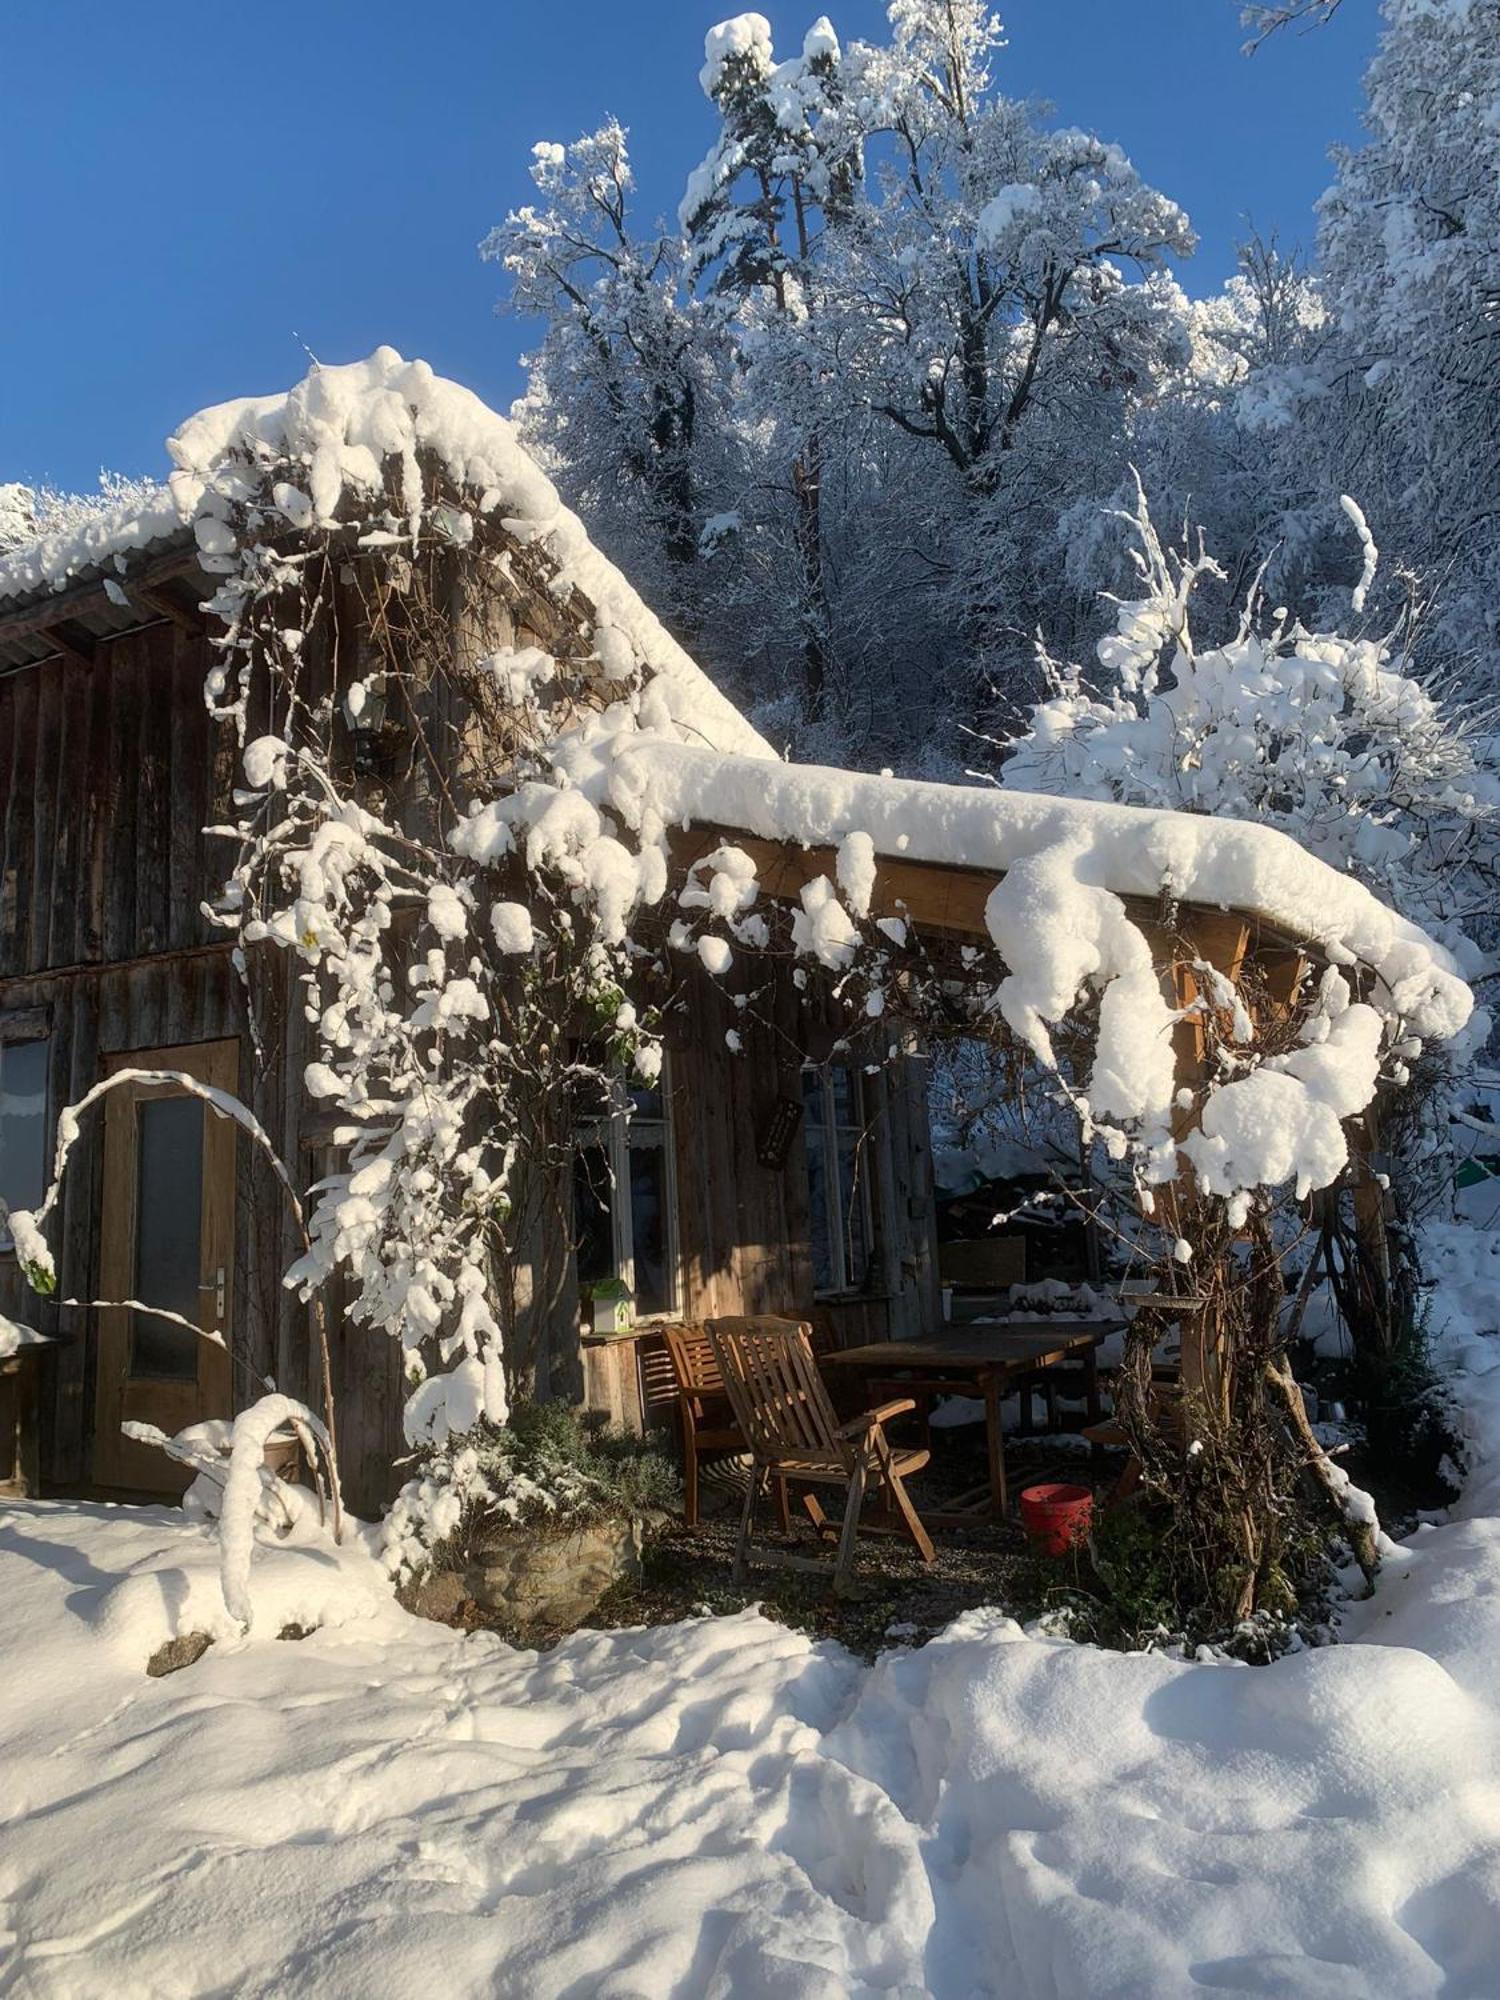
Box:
[572,733,1474,1044]
[0,348,772,763]
[1,351,1471,1067]
[0,492,185,610]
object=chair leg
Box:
[984,1375,1008,1518]
[683,1427,699,1528]
[733,1464,765,1587]
[774,1476,792,1535]
[872,1429,936,1565]
[833,1454,868,1597]
[886,1469,936,1565]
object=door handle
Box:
[198,1268,227,1321]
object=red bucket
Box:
[1019,1483,1093,1556]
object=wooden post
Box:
[1348,1110,1394,1358]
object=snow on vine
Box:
[5,348,1476,1569]
[175,354,1472,1333]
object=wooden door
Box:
[92,1040,238,1493]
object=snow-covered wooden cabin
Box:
[0,352,1470,1513]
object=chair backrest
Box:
[635,1329,682,1432]
[706,1316,849,1468]
[802,1305,843,1359]
[663,1323,724,1412]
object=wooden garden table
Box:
[821,1319,1118,1524]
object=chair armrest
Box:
[836,1398,915,1438]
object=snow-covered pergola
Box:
[0,349,1476,1595]
[537,720,1471,1199]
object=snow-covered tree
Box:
[998,482,1496,1262]
[493,3,1198,761]
[0,484,37,550]
[484,125,738,637]
[832,3,1194,491]
[0,472,163,554]
[1317,0,1500,670]
[1005,484,1496,953]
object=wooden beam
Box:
[669,824,1308,958]
[670,827,995,938]
[136,582,204,637]
[0,547,199,654]
[0,938,234,994]
[44,621,96,669]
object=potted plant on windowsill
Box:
[586,1276,635,1340]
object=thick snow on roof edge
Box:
[0,489,182,606]
[599,736,1474,1043]
[0,347,773,764]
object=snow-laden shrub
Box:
[998,481,1493,1227]
[1003,485,1496,972]
[382,1402,678,1583]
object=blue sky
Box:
[2,0,1377,494]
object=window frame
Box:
[0,1013,50,1257]
[573,1061,681,1322]
[803,1061,877,1299]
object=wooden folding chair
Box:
[662,1321,790,1532]
[706,1315,935,1595]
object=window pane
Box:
[573,1143,616,1293]
[807,1123,836,1292]
[131,1095,203,1380]
[829,1066,860,1128]
[802,1068,826,1130]
[838,1133,872,1290]
[570,1068,614,1128]
[628,1082,664,1124]
[629,1144,671,1315]
[0,1039,48,1241]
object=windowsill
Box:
[580,1313,679,1344]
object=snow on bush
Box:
[381,1402,677,1583]
[4,346,1475,1592]
[1003,483,1496,974]
[218,1394,336,1629]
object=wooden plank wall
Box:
[0,612,946,1499]
[666,962,939,1346]
[0,625,334,1494]
[0,624,224,979]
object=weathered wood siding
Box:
[1,624,228,979]
[0,625,317,1492]
[1,602,943,1506]
[667,964,939,1343]
[577,958,942,1430]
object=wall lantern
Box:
[341,676,390,772]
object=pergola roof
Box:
[575,735,1472,1044]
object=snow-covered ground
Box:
[5,1250,1500,1999]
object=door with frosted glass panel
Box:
[92,1040,237,1493]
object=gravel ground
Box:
[457,1422,1124,1657]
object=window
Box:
[0,1033,48,1252]
[130,1094,204,1379]
[573,1070,679,1318]
[803,1063,874,1295]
